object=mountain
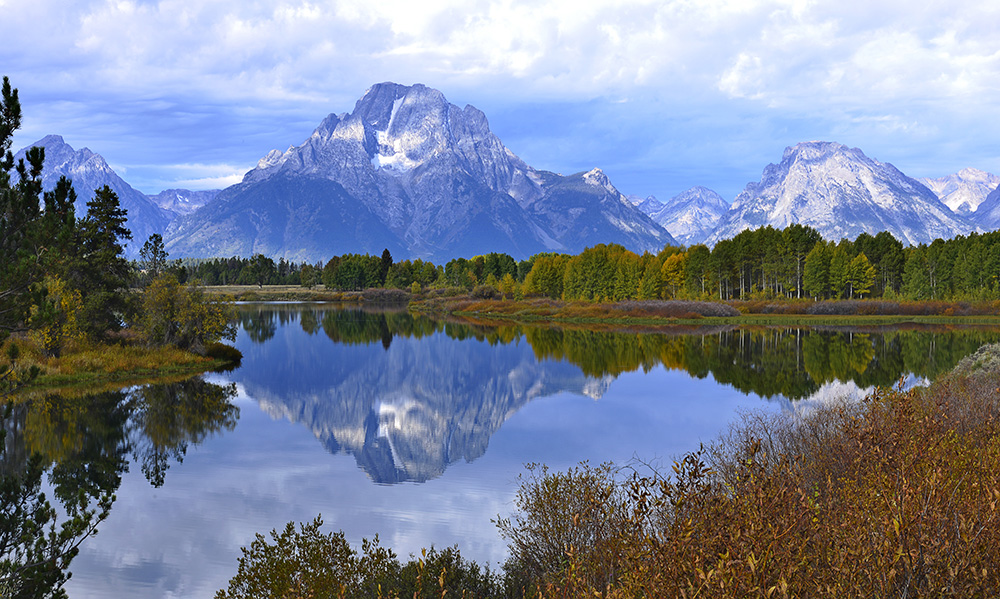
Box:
[13,135,170,255]
[705,142,974,246]
[165,83,675,262]
[970,182,1000,230]
[163,174,406,262]
[147,188,219,218]
[918,168,1000,216]
[642,186,729,246]
[628,194,666,214]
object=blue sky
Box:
[4,0,1000,202]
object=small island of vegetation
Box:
[1,77,240,400]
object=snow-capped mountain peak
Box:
[640,186,729,246]
[706,141,974,246]
[918,167,1000,215]
[164,82,675,261]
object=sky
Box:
[3,0,1000,202]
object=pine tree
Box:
[0,77,44,340]
[77,185,133,338]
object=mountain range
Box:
[13,84,1000,259]
[631,186,729,246]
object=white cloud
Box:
[718,52,767,99]
[8,0,999,107]
[4,0,1000,193]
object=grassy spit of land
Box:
[206,284,1000,327]
[2,330,241,400]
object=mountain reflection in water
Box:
[231,304,1000,484]
[236,305,613,484]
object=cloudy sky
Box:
[4,0,1000,201]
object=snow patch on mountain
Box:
[644,186,729,246]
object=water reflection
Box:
[527,325,1000,398]
[228,305,1000,485]
[44,305,1000,598]
[0,377,237,595]
[234,305,609,484]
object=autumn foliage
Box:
[139,273,236,354]
[502,346,1000,598]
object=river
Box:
[10,303,999,597]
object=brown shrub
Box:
[361,288,411,304]
[503,345,1000,598]
[471,285,501,300]
[614,300,740,318]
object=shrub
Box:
[498,346,1000,597]
[139,274,236,355]
[216,517,502,599]
[614,300,740,318]
[471,284,500,300]
[204,342,243,367]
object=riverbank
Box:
[205,285,1000,326]
[411,295,1000,328]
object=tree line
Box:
[189,222,1000,303]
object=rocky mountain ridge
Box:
[147,188,219,218]
[637,186,729,246]
[12,135,171,255]
[918,168,1000,216]
[705,141,977,246]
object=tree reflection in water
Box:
[226,305,1000,487]
[0,377,237,597]
[240,304,1000,400]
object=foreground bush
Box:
[503,350,1000,598]
[139,274,236,354]
[216,517,501,599]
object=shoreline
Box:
[12,292,1000,399]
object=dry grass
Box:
[203,285,361,302]
[418,297,739,324]
[2,332,230,399]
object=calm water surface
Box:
[24,304,998,597]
